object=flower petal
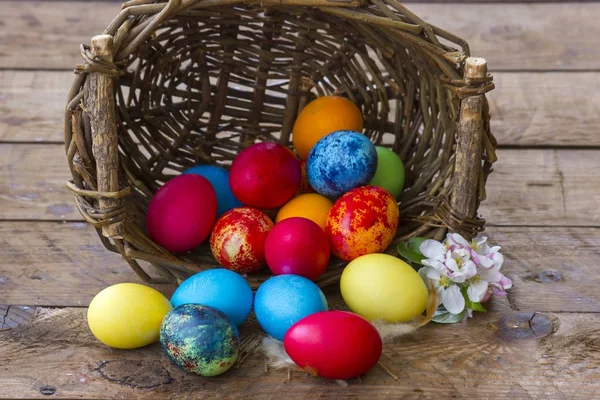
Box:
[420,240,446,259]
[447,233,471,248]
[441,285,465,314]
[445,255,459,273]
[461,260,478,280]
[467,280,489,302]
[479,266,502,283]
[420,266,442,281]
[498,274,513,289]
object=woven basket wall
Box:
[64,0,497,289]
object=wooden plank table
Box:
[1,1,599,398]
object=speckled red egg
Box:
[146,174,217,253]
[284,311,382,380]
[326,186,399,261]
[229,142,301,209]
[210,207,274,273]
[264,217,330,281]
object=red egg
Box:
[146,174,217,253]
[210,207,274,273]
[297,159,314,194]
[229,142,301,209]
[265,217,330,281]
[326,186,399,261]
[284,311,382,380]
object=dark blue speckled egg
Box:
[160,304,240,376]
[307,131,377,198]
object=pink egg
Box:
[146,174,217,253]
[264,217,330,281]
[229,142,301,209]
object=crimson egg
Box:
[264,217,330,281]
[146,174,217,253]
[210,207,274,273]
[284,311,382,380]
[229,142,301,209]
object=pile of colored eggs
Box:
[86,95,429,381]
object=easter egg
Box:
[184,165,243,217]
[292,96,364,160]
[171,269,253,326]
[326,186,399,261]
[265,217,330,280]
[254,275,328,341]
[210,207,274,273]
[297,159,314,194]
[368,147,405,198]
[87,283,172,349]
[276,193,333,230]
[341,253,428,322]
[146,174,217,253]
[307,130,377,198]
[229,142,301,209]
[284,311,382,380]
[160,304,239,376]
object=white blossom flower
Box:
[419,266,465,315]
[420,239,476,283]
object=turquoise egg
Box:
[254,275,328,341]
[307,131,377,198]
[170,269,253,326]
[160,304,240,376]
[184,165,243,217]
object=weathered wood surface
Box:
[3,71,599,147]
[0,71,72,143]
[0,221,174,306]
[2,144,599,226]
[0,307,598,399]
[1,2,599,70]
[1,221,598,313]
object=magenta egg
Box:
[284,311,383,380]
[146,174,217,253]
[229,142,301,209]
[264,217,330,281]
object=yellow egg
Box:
[340,253,428,322]
[87,283,172,349]
[276,193,333,230]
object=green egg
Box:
[369,147,405,198]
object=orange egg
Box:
[292,96,363,160]
[276,193,334,230]
[326,186,399,261]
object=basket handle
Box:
[450,57,489,225]
[83,35,123,239]
[260,0,364,7]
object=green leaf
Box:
[432,308,466,324]
[397,237,428,265]
[461,286,488,312]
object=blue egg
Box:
[254,275,328,341]
[184,165,243,217]
[171,269,253,326]
[307,130,377,198]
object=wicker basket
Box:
[64,0,497,289]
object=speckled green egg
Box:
[160,304,240,376]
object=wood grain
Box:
[0,70,73,143]
[0,307,598,399]
[0,2,599,70]
[1,221,599,313]
[2,144,599,226]
[0,221,173,306]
